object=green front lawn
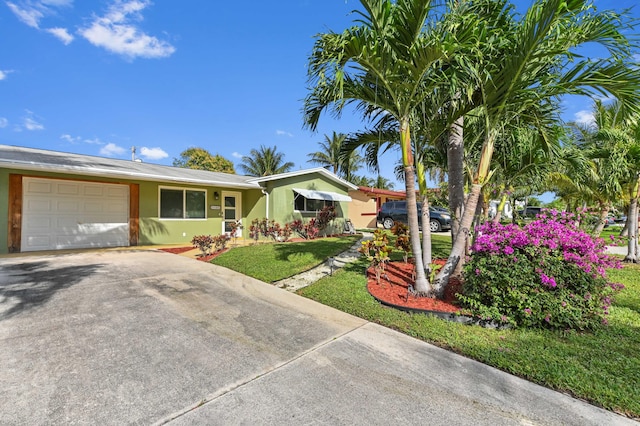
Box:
[209,233,640,418]
[211,235,361,282]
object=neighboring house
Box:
[0,145,356,254]
[348,186,406,229]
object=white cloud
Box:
[60,133,81,142]
[6,2,44,28]
[0,69,13,80]
[79,0,175,59]
[276,130,293,137]
[21,110,44,131]
[574,110,595,127]
[139,146,168,160]
[100,142,126,156]
[46,27,73,44]
[231,151,243,159]
[0,118,8,128]
[83,138,105,145]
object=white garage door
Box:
[21,177,130,252]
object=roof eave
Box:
[0,161,262,189]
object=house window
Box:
[294,193,334,212]
[160,188,206,219]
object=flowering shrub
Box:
[460,209,622,330]
[191,235,215,256]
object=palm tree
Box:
[239,145,294,177]
[434,0,640,290]
[304,0,452,295]
[307,132,364,181]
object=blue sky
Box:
[1,0,638,194]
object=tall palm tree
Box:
[434,0,640,290]
[304,0,453,295]
[239,145,294,177]
[307,132,364,181]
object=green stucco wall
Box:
[0,168,263,253]
[265,174,351,235]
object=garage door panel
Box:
[83,185,105,197]
[21,177,130,251]
[24,180,52,194]
[57,183,80,195]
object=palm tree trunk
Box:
[492,194,508,224]
[399,120,430,294]
[416,162,432,268]
[625,178,639,262]
[434,133,496,293]
[447,116,465,238]
[592,202,610,237]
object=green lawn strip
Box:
[297,259,640,418]
[210,235,361,282]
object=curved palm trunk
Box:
[592,202,611,237]
[492,194,508,224]
[447,116,465,238]
[400,120,430,295]
[434,133,496,293]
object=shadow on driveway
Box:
[0,261,104,320]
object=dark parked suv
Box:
[377,201,452,232]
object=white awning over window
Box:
[293,188,352,202]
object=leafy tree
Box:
[239,145,294,177]
[173,147,235,173]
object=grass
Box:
[210,232,640,418]
[211,235,361,282]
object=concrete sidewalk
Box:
[0,250,635,425]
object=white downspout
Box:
[261,188,269,219]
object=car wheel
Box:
[430,219,441,232]
[382,217,394,229]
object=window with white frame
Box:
[160,187,206,219]
[294,193,335,212]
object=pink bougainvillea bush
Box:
[460,209,623,330]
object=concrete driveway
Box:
[0,250,635,425]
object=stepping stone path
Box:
[274,232,372,292]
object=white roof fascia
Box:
[249,167,358,191]
[0,160,262,189]
[293,188,352,202]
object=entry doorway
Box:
[221,191,242,237]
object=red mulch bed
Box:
[366,259,463,314]
[159,246,194,254]
[159,246,228,262]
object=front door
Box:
[222,191,242,237]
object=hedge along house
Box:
[0,145,356,254]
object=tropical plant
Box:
[359,229,392,285]
[191,234,215,256]
[174,147,235,173]
[304,0,453,295]
[239,145,294,176]
[435,0,640,292]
